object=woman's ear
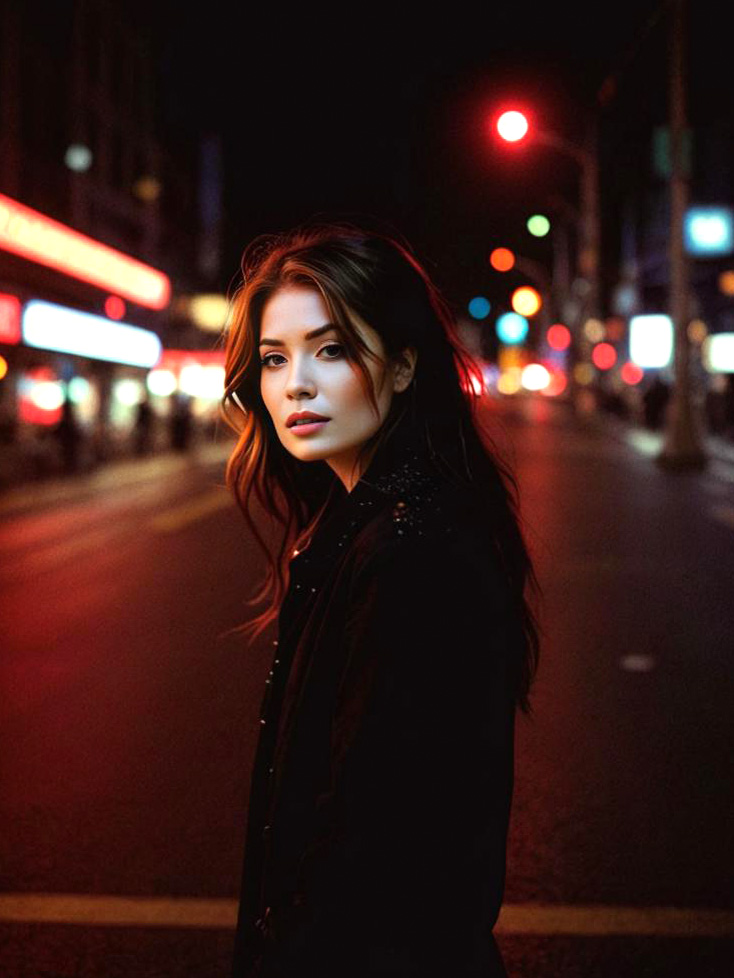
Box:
[392,347,418,393]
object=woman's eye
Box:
[260,344,344,369]
[260,353,285,368]
[320,343,344,359]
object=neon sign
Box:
[0,193,170,309]
[22,300,162,368]
[0,292,22,344]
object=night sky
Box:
[154,2,717,314]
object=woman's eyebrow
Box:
[259,324,338,347]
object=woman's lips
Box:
[288,420,330,436]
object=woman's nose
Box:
[285,358,316,397]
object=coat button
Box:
[262,824,271,838]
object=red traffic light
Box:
[496,110,529,143]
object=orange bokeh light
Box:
[490,248,515,272]
[511,286,542,317]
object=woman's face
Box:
[259,285,412,491]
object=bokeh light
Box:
[688,319,708,344]
[521,363,550,391]
[620,362,644,385]
[496,312,529,344]
[104,295,126,320]
[147,369,177,397]
[496,110,529,142]
[490,248,515,272]
[527,214,550,237]
[591,342,617,370]
[547,323,571,350]
[468,296,491,320]
[574,361,596,385]
[583,318,606,343]
[511,286,542,317]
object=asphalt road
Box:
[1,399,733,976]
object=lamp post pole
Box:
[656,0,707,470]
[534,121,600,413]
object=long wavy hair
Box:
[218,220,543,714]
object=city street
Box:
[1,397,733,976]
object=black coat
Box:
[231,411,518,977]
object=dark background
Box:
[153,1,689,309]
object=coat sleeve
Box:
[269,533,516,975]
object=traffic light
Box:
[495,110,529,143]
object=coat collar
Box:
[289,408,443,588]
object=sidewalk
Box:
[0,438,234,515]
[573,401,734,468]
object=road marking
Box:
[0,893,236,929]
[619,654,656,672]
[0,442,232,517]
[497,903,734,937]
[1,895,733,936]
[0,523,121,581]
[0,487,234,582]
[148,487,233,531]
[621,429,663,458]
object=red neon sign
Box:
[0,292,22,344]
[0,193,170,310]
[157,349,225,372]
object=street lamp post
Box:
[656,0,707,471]
[534,122,601,345]
[545,194,579,326]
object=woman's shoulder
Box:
[351,471,506,604]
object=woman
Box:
[220,221,542,977]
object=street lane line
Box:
[497,903,734,936]
[0,894,236,928]
[0,442,232,517]
[1,523,120,579]
[148,487,233,532]
[1,895,733,936]
[0,487,235,582]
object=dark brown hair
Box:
[218,220,543,714]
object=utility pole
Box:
[656,0,707,470]
[532,117,600,415]
[578,114,601,328]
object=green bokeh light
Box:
[527,214,550,237]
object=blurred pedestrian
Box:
[221,222,543,978]
[54,388,82,473]
[704,374,727,435]
[169,393,193,451]
[723,373,734,441]
[134,393,154,455]
[642,374,671,430]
